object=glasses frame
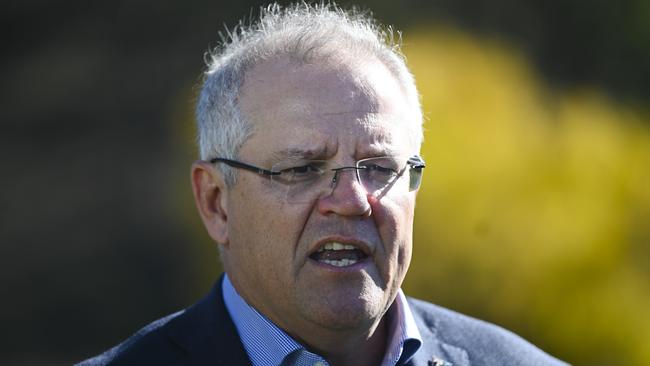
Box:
[209,155,426,200]
[209,157,281,177]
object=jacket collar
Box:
[165,275,251,365]
[404,298,469,366]
[160,275,468,366]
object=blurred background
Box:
[1,0,648,365]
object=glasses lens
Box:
[271,160,328,203]
[271,156,423,204]
[357,156,410,196]
[408,167,423,191]
[407,156,425,191]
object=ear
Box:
[191,160,230,247]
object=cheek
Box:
[370,194,415,271]
[230,186,306,266]
[370,194,415,243]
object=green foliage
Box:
[403,27,650,366]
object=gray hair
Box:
[196,2,423,186]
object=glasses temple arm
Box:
[210,158,280,176]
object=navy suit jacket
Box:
[78,276,567,366]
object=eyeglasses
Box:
[210,155,425,203]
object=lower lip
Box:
[307,257,371,272]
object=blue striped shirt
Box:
[223,274,422,366]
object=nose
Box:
[317,168,372,217]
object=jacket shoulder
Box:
[76,277,250,366]
[76,310,187,366]
[407,297,568,366]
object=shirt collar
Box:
[222,274,304,366]
[222,274,422,366]
[383,289,423,365]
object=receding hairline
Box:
[236,53,421,138]
[196,2,423,186]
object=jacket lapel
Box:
[405,299,470,366]
[166,276,252,365]
[160,277,468,366]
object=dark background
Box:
[1,1,648,364]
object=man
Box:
[80,3,567,366]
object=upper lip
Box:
[309,236,373,258]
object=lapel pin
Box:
[429,357,452,366]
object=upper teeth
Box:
[319,242,357,251]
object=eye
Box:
[358,158,402,188]
[281,163,324,182]
[290,164,317,174]
[364,163,397,175]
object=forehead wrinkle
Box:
[318,108,381,117]
[358,142,403,157]
[353,114,416,156]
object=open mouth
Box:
[309,242,369,267]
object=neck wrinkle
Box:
[312,315,387,366]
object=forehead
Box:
[238,56,418,159]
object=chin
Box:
[307,306,379,332]
[301,285,387,331]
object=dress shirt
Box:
[222,274,422,366]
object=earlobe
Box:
[191,160,230,246]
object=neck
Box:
[224,272,391,366]
[295,316,388,366]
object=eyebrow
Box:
[357,143,405,158]
[269,146,330,162]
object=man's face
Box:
[221,56,420,339]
